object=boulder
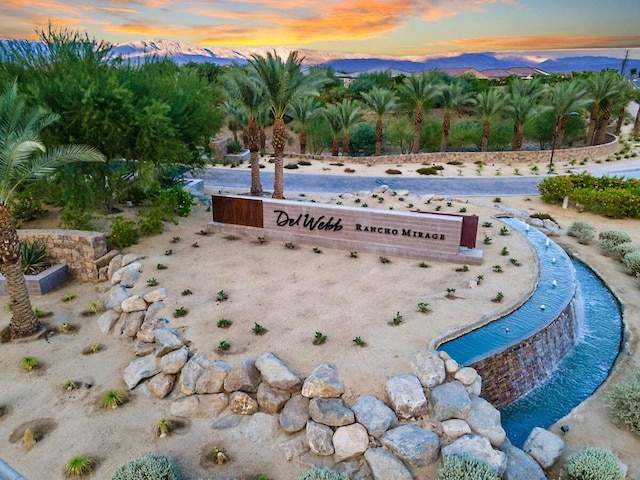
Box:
[123,354,162,389]
[430,380,471,421]
[441,419,471,443]
[95,249,119,268]
[119,266,141,288]
[196,361,232,394]
[106,254,122,282]
[153,328,183,356]
[467,375,482,397]
[147,373,176,399]
[257,382,291,413]
[161,348,189,374]
[111,261,143,286]
[143,288,167,304]
[121,253,145,267]
[364,447,413,480]
[332,423,369,463]
[500,439,547,480]
[442,434,507,476]
[351,395,399,438]
[279,394,310,433]
[229,391,259,415]
[137,316,169,343]
[133,341,154,357]
[454,367,478,386]
[179,352,210,396]
[309,398,355,427]
[381,424,440,467]
[255,352,302,391]
[385,374,428,420]
[121,311,145,338]
[301,364,344,398]
[170,393,228,418]
[411,350,446,388]
[106,284,128,313]
[522,427,564,469]
[444,358,459,374]
[306,421,334,456]
[224,358,261,393]
[466,396,506,447]
[279,433,309,461]
[96,310,120,334]
[121,294,147,313]
[211,414,242,430]
[143,301,165,322]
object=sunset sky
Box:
[1,0,639,58]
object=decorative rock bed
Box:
[97,252,562,479]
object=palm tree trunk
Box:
[271,116,286,199]
[299,128,307,155]
[440,111,451,152]
[342,131,350,157]
[586,103,600,146]
[512,125,523,151]
[247,118,263,197]
[332,137,339,156]
[0,205,40,338]
[615,104,625,135]
[481,118,490,152]
[260,127,267,150]
[375,119,383,156]
[412,105,423,154]
[595,101,613,145]
[556,115,568,149]
[633,108,640,139]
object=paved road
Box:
[201,168,547,196]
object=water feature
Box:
[438,218,622,447]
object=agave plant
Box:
[20,240,48,275]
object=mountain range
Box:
[111,40,640,75]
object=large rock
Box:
[95,249,119,268]
[147,373,176,398]
[466,396,506,447]
[123,354,161,389]
[306,421,334,456]
[454,367,479,386]
[121,311,145,338]
[229,391,259,415]
[196,361,232,394]
[442,434,507,476]
[119,266,141,288]
[136,316,169,343]
[111,261,143,286]
[430,380,471,421]
[351,395,399,438]
[106,255,123,282]
[441,419,471,443]
[309,398,355,427]
[170,393,228,417]
[257,382,291,413]
[121,253,144,267]
[255,352,302,391]
[143,301,165,322]
[96,310,120,333]
[279,394,310,433]
[106,284,128,312]
[364,447,413,480]
[153,328,183,356]
[332,423,369,463]
[143,288,167,304]
[301,364,344,398]
[385,374,428,420]
[121,294,147,313]
[179,352,210,395]
[381,424,440,467]
[161,347,189,374]
[412,350,446,388]
[224,359,261,393]
[500,439,547,480]
[522,427,564,469]
[279,433,309,461]
[467,375,482,397]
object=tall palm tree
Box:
[361,87,397,156]
[546,79,589,150]
[438,82,472,152]
[248,51,324,198]
[398,72,440,154]
[322,104,342,156]
[506,78,543,151]
[289,96,322,155]
[612,78,635,136]
[0,81,105,339]
[632,88,640,140]
[584,71,621,146]
[334,99,362,157]
[471,88,506,152]
[222,100,245,144]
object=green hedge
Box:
[560,448,624,480]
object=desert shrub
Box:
[137,208,165,236]
[606,371,640,435]
[284,162,299,169]
[611,242,638,261]
[622,250,640,276]
[226,140,244,154]
[112,454,181,480]
[417,166,442,175]
[147,185,194,218]
[438,455,500,480]
[538,175,577,203]
[59,208,95,231]
[20,240,48,275]
[349,123,376,157]
[560,448,624,480]
[599,230,632,256]
[9,191,45,226]
[299,467,349,480]
[567,221,596,244]
[108,216,139,250]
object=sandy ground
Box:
[2,138,640,479]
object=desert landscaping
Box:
[1,149,640,479]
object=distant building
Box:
[433,67,488,79]
[480,67,550,79]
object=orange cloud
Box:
[451,34,640,52]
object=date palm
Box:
[398,72,441,154]
[612,78,635,136]
[506,78,543,151]
[546,79,589,150]
[471,88,506,152]
[334,99,362,157]
[632,89,640,140]
[322,105,342,156]
[361,87,397,156]
[438,82,472,152]
[289,96,322,155]
[584,71,621,146]
[0,81,105,338]
[248,51,324,198]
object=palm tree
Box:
[361,87,397,156]
[584,71,621,146]
[545,79,589,150]
[248,51,324,198]
[398,72,441,154]
[222,100,246,144]
[471,88,506,152]
[289,96,322,155]
[322,104,343,156]
[0,81,105,339]
[334,99,362,157]
[632,88,640,140]
[438,82,472,152]
[612,78,635,136]
[506,78,543,151]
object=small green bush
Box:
[438,455,500,480]
[611,242,638,261]
[137,208,165,235]
[567,221,596,244]
[622,250,640,276]
[9,192,45,226]
[417,166,443,176]
[111,454,181,480]
[299,467,349,480]
[560,448,624,480]
[108,216,139,250]
[60,208,95,231]
[606,371,640,436]
[599,230,632,256]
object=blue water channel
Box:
[439,218,622,447]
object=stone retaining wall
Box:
[471,303,577,410]
[18,229,108,282]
